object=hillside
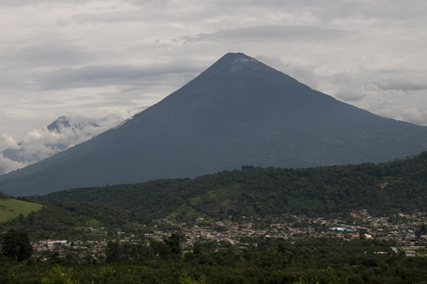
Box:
[0,193,43,223]
[0,200,152,241]
[32,152,427,220]
[2,52,427,196]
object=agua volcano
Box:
[2,52,427,196]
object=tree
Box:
[179,275,206,284]
[105,241,121,263]
[165,233,182,255]
[1,228,32,262]
[42,266,76,284]
[415,224,427,238]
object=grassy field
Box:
[0,198,43,222]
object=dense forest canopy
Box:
[30,152,427,220]
[0,201,151,242]
[1,236,427,283]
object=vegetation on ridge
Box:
[31,151,427,221]
[0,195,43,223]
[0,201,151,242]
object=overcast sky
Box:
[1,0,427,141]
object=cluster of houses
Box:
[146,209,427,255]
[30,209,427,260]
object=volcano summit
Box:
[2,53,427,196]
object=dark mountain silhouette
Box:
[1,52,427,196]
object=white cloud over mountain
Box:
[0,114,128,175]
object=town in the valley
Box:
[31,209,427,261]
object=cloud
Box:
[335,85,366,102]
[291,65,318,90]
[0,134,20,151]
[0,114,128,175]
[71,9,148,25]
[69,1,206,25]
[329,72,366,102]
[400,108,427,126]
[373,76,427,91]
[180,25,351,44]
[0,154,28,175]
[0,0,94,7]
[0,42,93,67]
[35,61,202,90]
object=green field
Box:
[0,198,43,222]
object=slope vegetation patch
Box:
[0,198,43,222]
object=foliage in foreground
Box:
[1,228,32,262]
[1,237,427,283]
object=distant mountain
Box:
[47,116,100,133]
[0,115,117,175]
[1,52,427,196]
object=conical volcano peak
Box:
[2,52,427,196]
[216,52,251,63]
[205,52,271,75]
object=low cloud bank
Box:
[0,114,128,175]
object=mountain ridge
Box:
[30,151,427,219]
[1,52,427,196]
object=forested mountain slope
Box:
[32,152,427,219]
[0,201,148,242]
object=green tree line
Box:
[2,234,427,283]
[29,152,427,220]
